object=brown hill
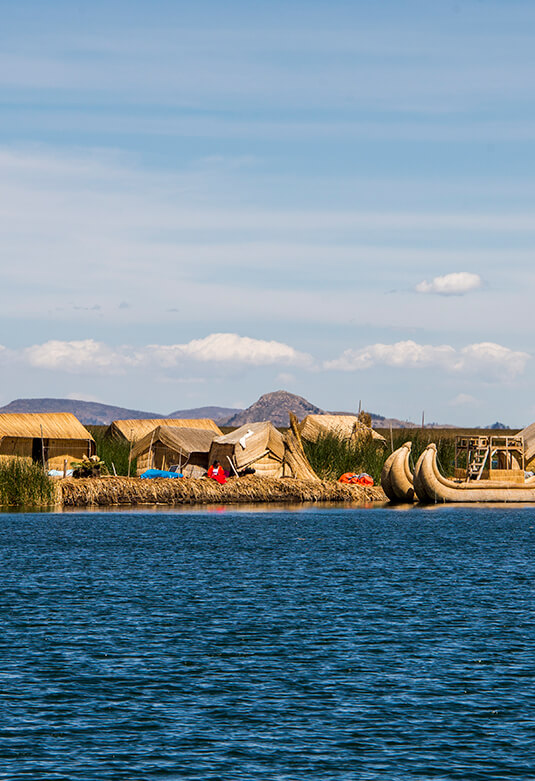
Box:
[224,390,324,427]
[167,405,242,422]
[0,398,164,426]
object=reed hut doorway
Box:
[32,437,49,463]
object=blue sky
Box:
[0,0,534,424]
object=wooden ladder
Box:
[468,446,489,480]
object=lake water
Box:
[1,505,535,779]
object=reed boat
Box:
[380,442,414,503]
[414,443,535,503]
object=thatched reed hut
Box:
[0,412,95,469]
[299,414,386,445]
[209,422,285,477]
[132,426,218,477]
[106,418,222,443]
[520,422,535,469]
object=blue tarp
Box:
[140,469,183,479]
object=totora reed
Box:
[59,475,385,507]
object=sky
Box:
[0,0,534,425]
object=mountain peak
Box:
[224,390,324,427]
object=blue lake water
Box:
[1,505,535,779]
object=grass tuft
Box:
[0,458,55,507]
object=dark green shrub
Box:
[86,427,136,476]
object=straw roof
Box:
[131,426,218,460]
[210,421,285,470]
[0,412,94,441]
[108,418,222,442]
[299,414,386,444]
[520,422,535,464]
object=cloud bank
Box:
[415,272,482,296]
[325,340,529,377]
[7,334,529,383]
[24,334,313,375]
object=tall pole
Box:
[127,429,134,477]
[40,424,46,471]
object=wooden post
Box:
[421,411,425,429]
[226,455,239,477]
[127,429,134,477]
[390,422,394,454]
[148,430,155,469]
[358,399,362,414]
[63,458,68,478]
[40,425,46,471]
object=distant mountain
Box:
[330,410,419,429]
[485,421,510,430]
[225,390,324,427]
[167,405,242,422]
[0,395,471,429]
[0,398,164,426]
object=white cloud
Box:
[449,393,478,406]
[24,339,136,375]
[416,272,482,296]
[22,333,312,375]
[325,340,530,378]
[66,392,104,402]
[325,341,456,371]
[147,333,312,368]
[458,342,529,377]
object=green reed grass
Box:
[0,458,55,507]
[304,429,457,483]
[87,426,136,476]
[389,430,456,477]
[303,433,387,483]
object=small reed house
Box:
[132,426,219,477]
[0,413,95,469]
[299,414,386,445]
[209,422,285,477]
[107,418,222,442]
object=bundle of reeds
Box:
[0,457,55,507]
[59,475,385,507]
[87,426,136,475]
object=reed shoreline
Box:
[58,475,386,508]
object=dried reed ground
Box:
[60,475,385,507]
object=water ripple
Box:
[0,506,534,779]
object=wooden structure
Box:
[209,422,285,478]
[414,443,535,503]
[299,414,386,445]
[107,417,222,443]
[454,434,525,482]
[132,426,218,476]
[519,422,535,469]
[0,412,95,469]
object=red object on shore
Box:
[338,472,374,486]
[207,464,227,484]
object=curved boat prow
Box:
[413,445,435,504]
[381,442,414,503]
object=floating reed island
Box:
[0,409,388,508]
[59,475,385,508]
